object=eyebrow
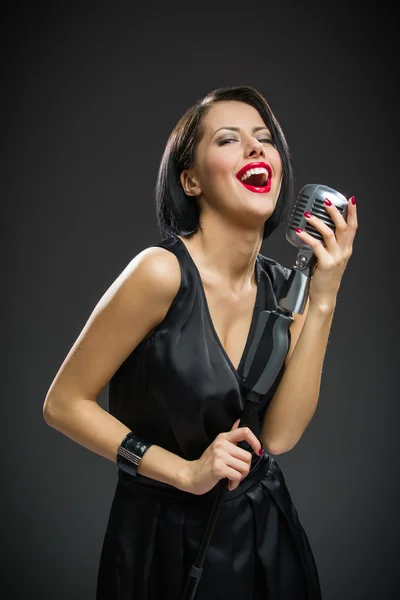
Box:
[212,126,271,139]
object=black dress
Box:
[96,234,322,600]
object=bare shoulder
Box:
[115,245,182,315]
[44,245,181,406]
[94,244,182,343]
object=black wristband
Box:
[116,432,153,477]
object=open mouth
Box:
[235,163,272,194]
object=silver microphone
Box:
[279,184,349,315]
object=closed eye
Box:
[217,137,274,145]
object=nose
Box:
[245,138,266,159]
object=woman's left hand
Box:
[295,196,358,307]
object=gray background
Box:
[2,1,398,598]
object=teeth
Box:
[239,167,269,183]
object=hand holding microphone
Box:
[182,419,262,496]
[280,184,358,313]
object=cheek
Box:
[270,148,283,176]
[211,154,232,174]
[203,155,233,186]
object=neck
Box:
[178,218,263,294]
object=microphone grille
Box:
[286,184,348,248]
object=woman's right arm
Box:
[43,247,261,495]
[43,247,193,486]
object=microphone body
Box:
[279,184,348,314]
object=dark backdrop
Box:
[2,1,398,598]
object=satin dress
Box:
[96,234,322,600]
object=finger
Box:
[228,479,241,492]
[322,198,349,230]
[294,227,330,263]
[224,465,243,485]
[224,454,252,477]
[346,196,358,232]
[225,442,253,463]
[228,427,262,455]
[302,210,338,254]
[230,418,241,431]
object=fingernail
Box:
[304,211,312,218]
[258,448,264,456]
[324,198,332,206]
[350,196,356,205]
[295,227,303,233]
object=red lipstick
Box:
[235,161,272,194]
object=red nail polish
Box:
[351,196,356,205]
[258,448,264,456]
[304,211,312,218]
[324,198,332,206]
[295,227,303,233]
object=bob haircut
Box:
[154,85,295,241]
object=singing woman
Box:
[43,85,357,599]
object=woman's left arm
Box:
[261,196,358,455]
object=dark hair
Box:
[154,85,294,241]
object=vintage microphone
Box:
[181,183,349,600]
[280,183,348,313]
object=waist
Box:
[117,451,273,505]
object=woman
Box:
[43,85,357,599]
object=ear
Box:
[180,169,202,197]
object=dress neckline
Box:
[174,235,261,382]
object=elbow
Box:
[43,396,56,426]
[265,444,287,456]
[43,392,96,427]
[263,438,296,456]
[262,426,306,456]
[262,438,280,456]
[43,393,64,427]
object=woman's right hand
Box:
[182,419,263,495]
